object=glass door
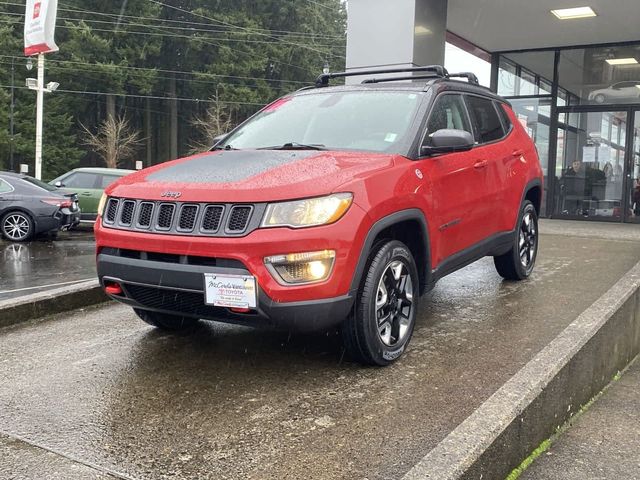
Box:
[554,109,628,221]
[626,111,640,223]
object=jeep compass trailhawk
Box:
[95,66,543,366]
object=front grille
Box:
[105,199,119,223]
[157,204,175,229]
[228,206,252,232]
[178,205,198,231]
[102,198,264,237]
[137,202,154,228]
[202,206,224,232]
[120,201,136,225]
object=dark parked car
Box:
[0,172,81,242]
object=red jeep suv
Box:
[95,66,543,366]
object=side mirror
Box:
[54,181,63,187]
[421,129,475,156]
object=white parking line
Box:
[0,278,95,295]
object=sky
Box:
[445,43,492,87]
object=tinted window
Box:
[21,176,58,192]
[0,179,14,193]
[424,94,472,145]
[465,96,505,144]
[98,174,121,189]
[63,172,99,188]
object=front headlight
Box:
[261,193,353,228]
[97,193,108,217]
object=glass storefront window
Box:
[554,111,627,219]
[628,112,640,223]
[498,51,555,97]
[558,45,640,106]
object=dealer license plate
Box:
[204,273,257,309]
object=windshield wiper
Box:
[213,144,238,151]
[258,142,327,151]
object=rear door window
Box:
[465,95,506,144]
[63,172,99,189]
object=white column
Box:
[35,53,45,180]
[346,0,448,83]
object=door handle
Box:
[473,160,488,169]
[512,149,524,157]
[81,192,93,196]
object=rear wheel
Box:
[341,240,418,366]
[1,211,34,242]
[134,308,199,332]
[494,200,538,280]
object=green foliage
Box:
[0,0,347,173]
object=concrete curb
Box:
[0,280,108,329]
[403,260,640,480]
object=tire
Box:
[594,94,605,104]
[341,240,419,366]
[1,211,34,242]
[134,308,199,332]
[494,200,539,281]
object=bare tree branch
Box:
[188,87,236,155]
[81,115,144,168]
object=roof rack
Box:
[448,72,479,85]
[315,65,448,87]
[315,65,481,88]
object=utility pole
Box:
[35,53,45,180]
[9,57,15,172]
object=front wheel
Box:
[134,308,199,332]
[494,200,539,280]
[341,240,419,366]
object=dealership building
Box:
[346,0,640,224]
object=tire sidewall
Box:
[1,211,34,242]
[514,201,538,278]
[358,241,419,365]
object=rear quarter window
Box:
[0,178,14,193]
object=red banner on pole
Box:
[24,0,58,56]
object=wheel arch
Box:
[350,209,431,296]
[521,179,543,216]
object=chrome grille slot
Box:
[105,198,119,223]
[137,202,154,228]
[120,200,136,225]
[156,204,175,230]
[178,205,198,231]
[227,206,252,232]
[201,205,224,232]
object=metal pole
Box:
[9,57,15,172]
[35,53,44,180]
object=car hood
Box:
[107,150,396,202]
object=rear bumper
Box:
[97,252,354,332]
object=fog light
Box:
[264,250,336,285]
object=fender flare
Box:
[349,208,431,295]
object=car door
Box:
[463,95,510,236]
[420,93,491,266]
[59,172,101,218]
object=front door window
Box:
[554,111,627,219]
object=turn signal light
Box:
[264,250,336,285]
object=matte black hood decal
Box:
[146,150,318,184]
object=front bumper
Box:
[97,251,354,332]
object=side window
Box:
[423,94,472,146]
[0,179,14,194]
[63,172,99,189]
[495,102,513,135]
[98,174,120,189]
[465,96,506,144]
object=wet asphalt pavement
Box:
[0,229,96,300]
[0,222,639,479]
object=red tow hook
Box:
[104,282,123,296]
[230,307,251,314]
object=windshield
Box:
[21,176,58,192]
[221,90,423,153]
